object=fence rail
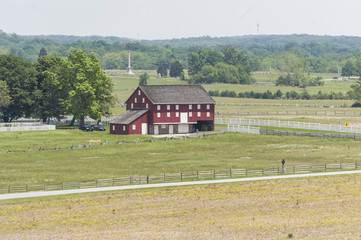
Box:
[227,125,260,134]
[215,111,361,116]
[260,129,361,140]
[216,118,361,134]
[1,162,360,195]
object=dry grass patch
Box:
[1,174,361,239]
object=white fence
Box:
[227,125,260,134]
[0,123,55,132]
[216,118,361,134]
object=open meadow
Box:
[1,174,361,239]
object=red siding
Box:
[110,112,148,135]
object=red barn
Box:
[110,85,215,135]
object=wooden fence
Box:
[1,162,360,194]
[215,111,361,116]
[261,129,361,140]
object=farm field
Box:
[1,130,361,187]
[1,174,361,239]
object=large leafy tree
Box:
[34,56,67,122]
[341,59,356,77]
[169,60,184,78]
[0,80,10,108]
[157,64,167,77]
[62,50,115,125]
[0,54,40,122]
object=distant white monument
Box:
[127,50,135,75]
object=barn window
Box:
[132,125,136,130]
[206,104,210,110]
[131,103,134,109]
[167,105,170,110]
[176,112,179,117]
[146,103,149,108]
[176,105,179,110]
[157,112,161,118]
[112,125,115,131]
[142,98,145,103]
[134,98,137,103]
[138,90,141,95]
[207,112,210,117]
[197,104,201,110]
[197,112,201,117]
[123,126,125,131]
[189,112,192,117]
[167,112,170,118]
[161,124,166,128]
[157,105,161,110]
[189,104,192,110]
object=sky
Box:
[1,0,361,40]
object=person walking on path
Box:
[281,158,285,173]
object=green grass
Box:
[1,129,360,186]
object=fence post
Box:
[197,171,199,179]
[112,178,115,186]
[44,184,46,191]
[96,180,98,188]
[164,173,166,182]
[78,181,80,188]
[246,168,248,176]
[325,164,327,172]
[130,176,133,184]
[230,169,232,178]
[293,165,295,173]
[26,185,28,192]
[147,175,149,184]
[214,170,216,179]
[262,168,264,175]
[278,167,279,174]
[340,163,342,170]
[181,172,183,181]
[62,182,64,190]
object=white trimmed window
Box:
[176,112,179,117]
[189,104,192,110]
[138,90,141,95]
[176,105,179,110]
[131,103,134,108]
[146,103,149,108]
[167,112,170,118]
[157,112,161,118]
[189,112,192,117]
[167,105,170,110]
[197,104,201,110]
[112,125,115,131]
[132,125,136,130]
[157,105,161,111]
[207,112,210,117]
[206,104,210,110]
[197,112,201,117]
[142,98,145,103]
[134,98,137,103]
[123,126,125,131]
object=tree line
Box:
[0,50,115,123]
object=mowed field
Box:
[1,174,361,239]
[1,71,361,239]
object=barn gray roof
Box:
[138,85,215,104]
[110,109,149,124]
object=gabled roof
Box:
[110,109,149,125]
[135,85,215,104]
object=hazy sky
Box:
[1,0,361,40]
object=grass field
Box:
[1,174,361,239]
[1,130,360,187]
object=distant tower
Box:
[127,50,135,75]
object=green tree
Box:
[38,47,48,58]
[0,80,10,108]
[139,73,149,86]
[157,64,167,77]
[169,60,184,78]
[354,56,361,79]
[276,52,306,87]
[0,54,39,122]
[342,59,356,77]
[34,56,67,122]
[62,50,115,125]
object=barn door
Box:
[180,113,188,123]
[141,123,147,135]
[154,125,159,134]
[169,125,173,134]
